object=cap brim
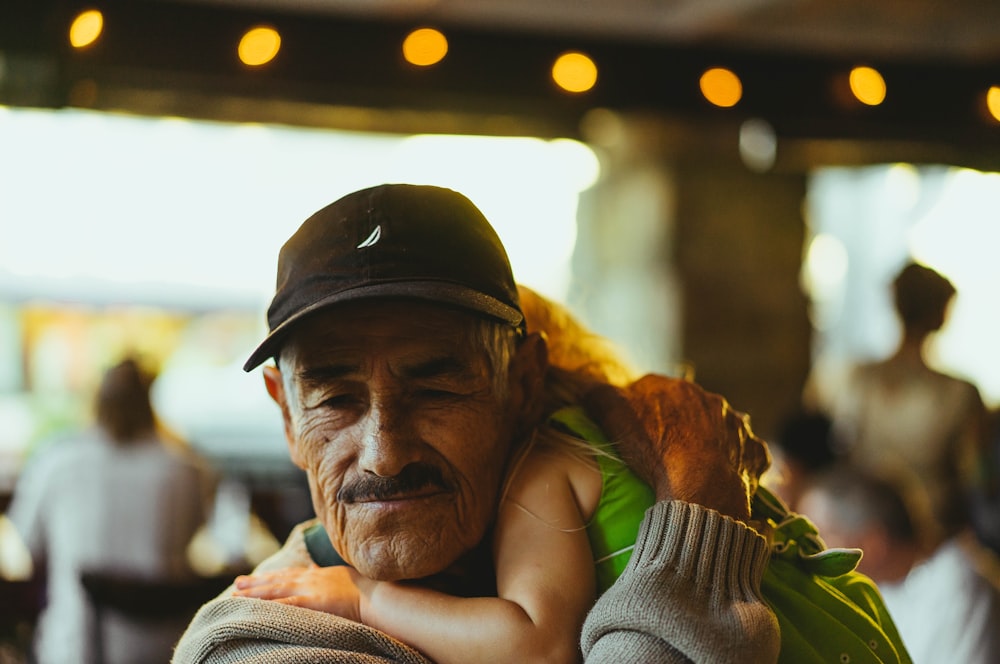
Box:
[243,280,524,371]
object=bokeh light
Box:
[986,86,1000,123]
[402,28,448,67]
[804,233,849,298]
[69,9,104,49]
[849,66,886,106]
[700,67,742,108]
[739,118,777,172]
[551,52,598,93]
[238,26,281,67]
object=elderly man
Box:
[173,184,780,663]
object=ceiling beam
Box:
[3,0,999,155]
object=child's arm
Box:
[234,448,598,664]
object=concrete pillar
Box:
[572,112,811,439]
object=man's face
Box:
[264,300,528,581]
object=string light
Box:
[69,9,104,49]
[849,66,886,106]
[40,5,1000,136]
[238,26,281,67]
[986,86,1000,123]
[551,52,598,93]
[402,28,448,67]
[700,67,742,108]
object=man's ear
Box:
[263,364,306,469]
[508,332,548,426]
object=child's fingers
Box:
[234,567,311,590]
[273,596,315,608]
[233,574,261,589]
[233,578,303,599]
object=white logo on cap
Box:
[356,225,382,248]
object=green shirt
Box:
[547,406,656,595]
[551,406,913,664]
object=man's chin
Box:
[334,503,480,580]
[350,544,459,582]
[334,523,465,580]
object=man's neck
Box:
[417,534,496,598]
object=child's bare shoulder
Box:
[508,444,602,519]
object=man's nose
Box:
[357,402,421,477]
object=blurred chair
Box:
[0,577,44,663]
[81,572,233,664]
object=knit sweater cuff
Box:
[630,500,770,600]
[581,501,779,663]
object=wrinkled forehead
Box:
[280,298,491,369]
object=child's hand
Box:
[233,564,365,622]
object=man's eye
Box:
[321,394,357,409]
[418,389,457,400]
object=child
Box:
[233,286,654,663]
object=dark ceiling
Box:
[194,0,1000,63]
[2,0,999,153]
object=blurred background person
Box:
[798,464,1000,664]
[5,357,216,664]
[824,261,989,547]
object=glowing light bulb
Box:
[986,86,1000,123]
[69,10,104,49]
[552,52,598,93]
[238,26,281,67]
[700,67,742,108]
[849,66,886,106]
[402,28,448,67]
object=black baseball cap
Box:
[243,184,525,371]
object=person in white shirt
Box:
[799,464,1000,664]
[8,358,214,664]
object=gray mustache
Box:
[337,464,451,503]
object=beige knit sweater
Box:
[173,501,779,663]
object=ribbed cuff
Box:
[629,501,771,603]
[581,501,776,662]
